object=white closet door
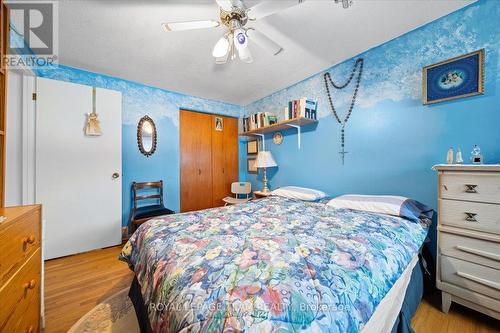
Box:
[36,77,122,259]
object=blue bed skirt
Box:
[390,258,424,333]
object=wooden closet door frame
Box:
[179,110,239,212]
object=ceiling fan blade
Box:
[162,20,219,32]
[215,0,232,11]
[247,1,302,20]
[246,28,283,55]
[215,0,244,11]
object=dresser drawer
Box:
[440,232,500,270]
[0,209,41,284]
[1,282,40,333]
[439,172,500,204]
[439,199,500,235]
[0,249,41,329]
[441,256,500,300]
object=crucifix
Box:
[324,58,364,165]
[339,124,348,165]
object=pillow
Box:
[327,194,433,221]
[271,186,327,201]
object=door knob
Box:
[112,172,120,179]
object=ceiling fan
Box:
[162,0,306,64]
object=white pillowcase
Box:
[326,194,433,220]
[271,186,327,201]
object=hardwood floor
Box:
[43,245,499,333]
[413,295,499,333]
[43,246,133,333]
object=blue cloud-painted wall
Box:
[243,0,500,254]
[34,65,243,226]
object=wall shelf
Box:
[239,117,317,149]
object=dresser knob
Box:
[23,279,36,290]
[464,212,478,222]
[464,184,478,193]
[23,235,36,245]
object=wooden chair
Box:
[130,181,174,233]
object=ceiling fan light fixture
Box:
[233,29,253,63]
[212,35,230,58]
[162,20,220,32]
[233,28,248,49]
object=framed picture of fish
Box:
[422,49,484,105]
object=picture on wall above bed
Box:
[422,49,484,105]
[247,139,259,155]
[247,157,257,174]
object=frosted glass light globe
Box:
[212,36,229,58]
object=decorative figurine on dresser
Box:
[0,205,42,333]
[433,164,500,320]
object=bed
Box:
[120,195,430,333]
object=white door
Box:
[36,77,122,259]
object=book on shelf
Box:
[242,117,250,132]
[285,98,318,120]
[242,98,317,132]
[242,112,278,131]
[268,115,278,126]
[283,106,289,121]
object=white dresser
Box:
[434,164,500,320]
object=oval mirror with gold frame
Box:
[137,115,157,157]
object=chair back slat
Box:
[135,194,162,201]
[132,180,164,209]
[231,182,252,196]
[134,181,162,190]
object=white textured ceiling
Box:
[58,0,473,105]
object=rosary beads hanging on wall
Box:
[323,58,364,165]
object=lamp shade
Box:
[255,151,277,168]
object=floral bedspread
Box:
[120,196,429,333]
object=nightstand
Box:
[253,191,272,199]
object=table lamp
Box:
[255,151,277,193]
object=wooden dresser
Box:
[0,205,42,333]
[434,164,500,320]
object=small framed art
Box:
[247,157,257,174]
[215,116,223,131]
[273,132,283,145]
[247,140,258,155]
[422,49,484,105]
